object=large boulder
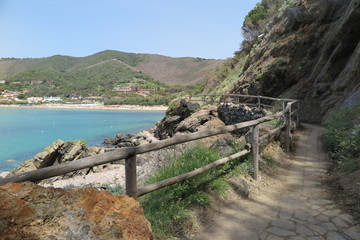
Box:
[155,98,200,139]
[8,140,106,180]
[0,182,152,240]
[218,103,266,125]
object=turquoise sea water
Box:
[0,108,164,172]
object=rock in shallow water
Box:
[0,182,152,240]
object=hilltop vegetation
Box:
[0,50,223,99]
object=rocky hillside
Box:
[205,0,360,123]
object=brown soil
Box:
[327,169,360,223]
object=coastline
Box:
[0,103,168,111]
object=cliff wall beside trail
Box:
[207,0,360,123]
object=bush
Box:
[139,145,248,238]
[324,105,360,171]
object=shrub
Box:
[139,145,248,238]
[323,105,360,171]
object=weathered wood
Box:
[246,103,275,109]
[257,97,261,107]
[136,149,250,197]
[285,103,291,152]
[252,124,260,180]
[259,123,286,143]
[297,101,300,125]
[192,94,298,103]
[0,108,288,186]
[125,156,137,198]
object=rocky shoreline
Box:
[0,99,280,192]
[0,103,168,111]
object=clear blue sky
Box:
[0,0,260,59]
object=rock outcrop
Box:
[155,98,200,139]
[217,0,360,122]
[8,140,105,179]
[218,103,266,126]
[0,182,152,240]
[102,128,158,148]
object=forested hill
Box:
[0,50,223,96]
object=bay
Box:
[0,107,164,172]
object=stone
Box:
[0,171,10,178]
[33,139,65,168]
[102,138,116,146]
[293,210,309,221]
[307,216,320,225]
[315,214,330,222]
[322,209,342,217]
[326,231,347,240]
[307,237,325,240]
[267,235,285,240]
[8,159,37,176]
[290,237,306,240]
[295,224,314,236]
[337,214,354,224]
[227,176,251,198]
[271,218,295,230]
[331,217,349,228]
[279,208,293,219]
[0,182,152,240]
[305,223,327,235]
[266,227,296,236]
[320,222,337,231]
[308,198,333,205]
[343,226,360,240]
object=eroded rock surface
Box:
[8,140,107,184]
[0,182,152,240]
[225,0,360,122]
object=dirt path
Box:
[195,124,360,240]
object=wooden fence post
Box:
[125,155,137,198]
[296,101,300,126]
[285,104,291,152]
[257,97,261,107]
[251,124,259,180]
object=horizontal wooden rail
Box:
[137,149,250,197]
[0,97,299,199]
[259,123,286,143]
[0,107,288,186]
[190,94,298,103]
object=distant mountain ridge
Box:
[0,50,224,87]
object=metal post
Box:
[251,124,259,180]
[125,155,137,198]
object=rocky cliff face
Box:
[0,182,152,240]
[218,0,359,122]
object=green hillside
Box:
[0,50,223,97]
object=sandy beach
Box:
[0,103,168,111]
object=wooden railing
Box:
[0,95,300,199]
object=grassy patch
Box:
[323,105,360,171]
[138,145,248,239]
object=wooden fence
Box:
[0,95,300,199]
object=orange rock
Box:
[0,182,152,240]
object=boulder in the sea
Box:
[0,182,153,240]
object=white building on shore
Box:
[43,97,62,102]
